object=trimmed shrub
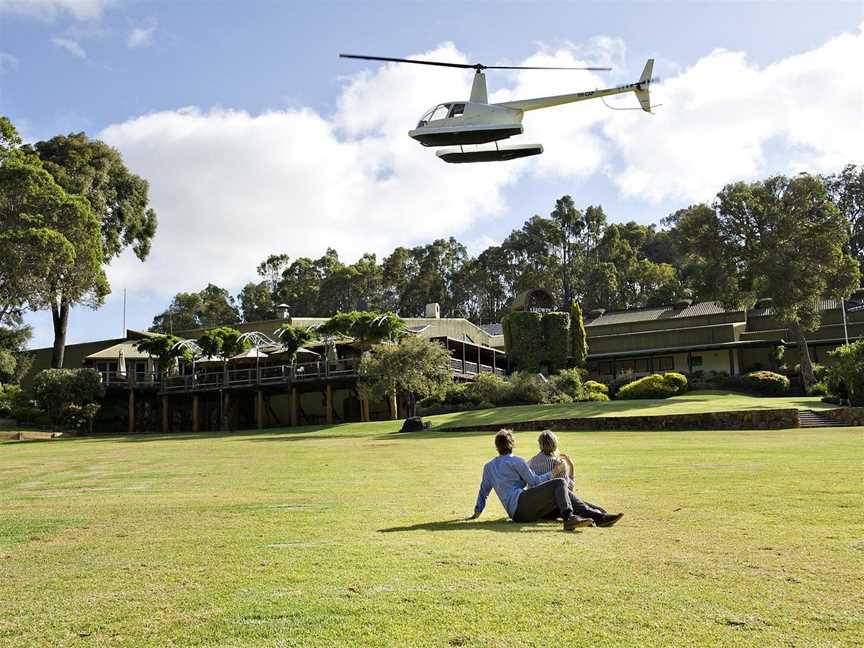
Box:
[587,391,609,401]
[617,373,680,400]
[542,312,570,374]
[551,368,585,401]
[663,372,688,394]
[739,371,790,396]
[549,392,574,404]
[569,300,588,367]
[10,405,49,426]
[584,380,609,395]
[465,373,512,405]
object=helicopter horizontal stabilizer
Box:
[635,59,654,112]
[436,143,543,163]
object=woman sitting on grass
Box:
[527,430,623,527]
[470,429,595,532]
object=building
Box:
[584,293,864,380]
[23,308,507,433]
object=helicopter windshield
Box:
[417,104,451,128]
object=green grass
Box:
[432,390,835,429]
[1,414,861,646]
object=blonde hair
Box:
[537,430,559,456]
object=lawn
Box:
[1,417,861,646]
[431,390,836,428]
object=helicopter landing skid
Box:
[436,143,543,163]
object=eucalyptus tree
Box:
[28,132,157,367]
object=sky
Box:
[1,0,863,349]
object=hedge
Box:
[502,311,545,372]
[542,312,570,373]
[551,368,585,400]
[584,380,609,395]
[739,371,790,396]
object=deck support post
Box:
[161,396,169,434]
[325,384,333,425]
[361,398,369,422]
[290,387,298,427]
[192,395,199,433]
[256,389,264,430]
[224,391,231,432]
[128,388,135,434]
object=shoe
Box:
[563,516,594,531]
[596,513,624,527]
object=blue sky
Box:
[1,0,862,348]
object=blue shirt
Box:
[474,454,552,518]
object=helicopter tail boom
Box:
[495,58,655,113]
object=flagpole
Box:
[841,298,849,344]
[123,288,127,336]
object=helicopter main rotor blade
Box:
[339,54,475,69]
[339,53,611,72]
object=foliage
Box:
[134,334,192,373]
[569,300,588,367]
[464,373,511,405]
[151,284,241,333]
[502,311,544,373]
[738,371,791,396]
[196,327,251,360]
[617,373,683,400]
[541,311,570,373]
[275,324,316,361]
[587,391,610,401]
[823,164,864,275]
[584,380,609,395]
[357,336,452,403]
[0,383,24,417]
[506,372,556,405]
[237,281,276,322]
[9,404,49,426]
[662,372,689,394]
[31,368,104,427]
[826,340,864,405]
[62,402,101,434]
[550,368,586,401]
[318,310,405,343]
[808,382,828,397]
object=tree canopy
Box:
[357,336,452,404]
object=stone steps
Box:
[798,409,851,428]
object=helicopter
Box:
[340,53,656,163]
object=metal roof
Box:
[478,323,503,336]
[585,301,730,327]
[85,341,152,361]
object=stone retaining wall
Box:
[826,407,864,426]
[439,408,801,432]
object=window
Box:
[429,104,450,121]
[655,356,674,371]
[691,356,703,367]
[597,361,612,375]
[634,358,650,373]
[448,103,465,118]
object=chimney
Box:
[425,303,441,319]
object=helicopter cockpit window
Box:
[449,103,465,118]
[429,104,451,122]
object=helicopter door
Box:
[448,103,465,118]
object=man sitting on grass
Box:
[527,430,623,527]
[469,429,594,532]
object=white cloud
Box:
[0,0,113,21]
[0,52,18,73]
[604,22,864,203]
[51,36,86,59]
[99,29,864,298]
[127,20,156,48]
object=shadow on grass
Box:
[379,517,565,533]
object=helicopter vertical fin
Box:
[469,71,488,103]
[634,59,654,112]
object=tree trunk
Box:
[792,323,816,389]
[51,298,70,369]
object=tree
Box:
[317,311,405,344]
[135,334,192,377]
[357,336,452,415]
[569,300,588,367]
[196,327,250,360]
[275,324,316,361]
[823,164,864,277]
[707,175,859,387]
[256,253,291,293]
[28,132,157,367]
[151,284,240,333]
[31,368,105,429]
[549,195,584,306]
[237,281,275,322]
[827,340,864,405]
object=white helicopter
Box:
[340,53,656,163]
